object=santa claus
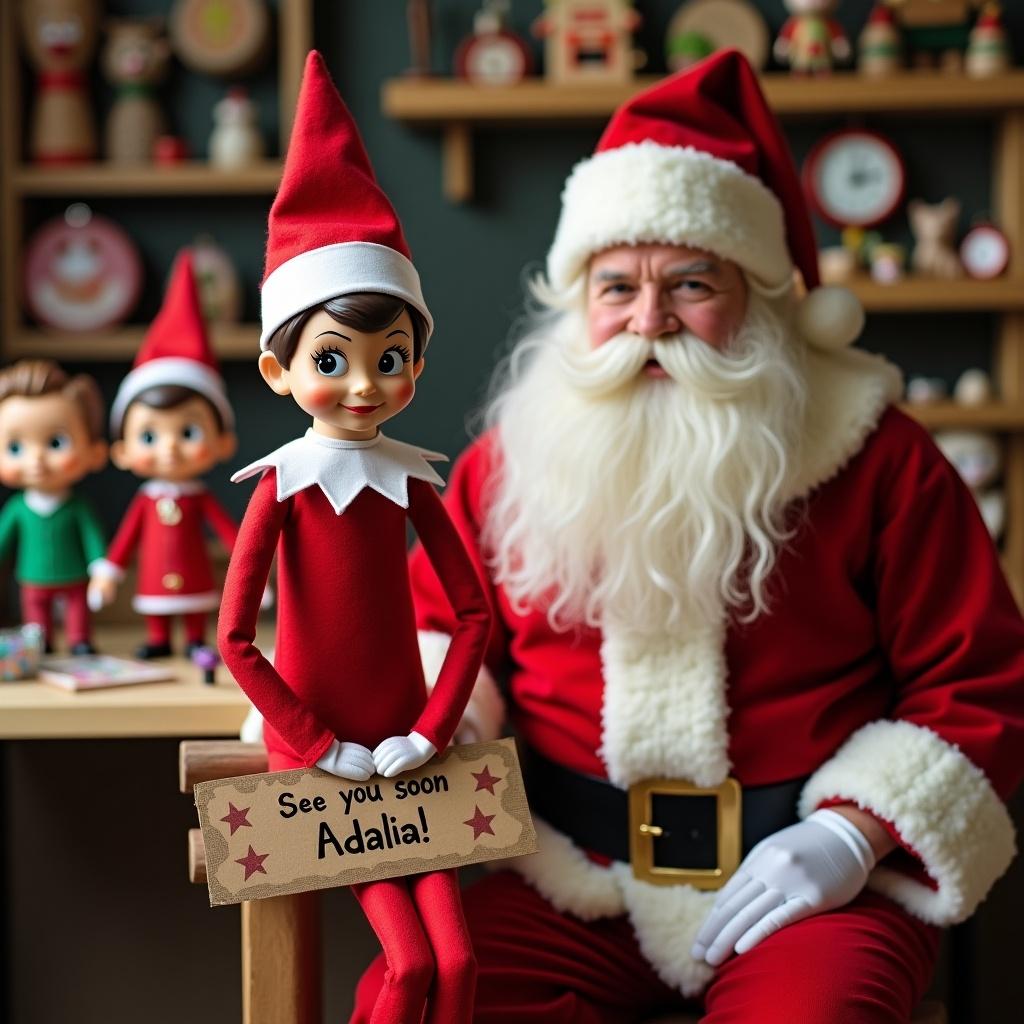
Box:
[354,50,1024,1022]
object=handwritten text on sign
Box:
[194,738,536,906]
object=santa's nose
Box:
[630,286,681,339]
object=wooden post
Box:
[241,893,322,1024]
[278,0,314,150]
[0,0,24,346]
[443,122,473,203]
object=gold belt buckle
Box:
[628,777,742,889]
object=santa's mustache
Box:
[556,330,786,400]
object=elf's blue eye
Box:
[49,433,71,451]
[313,349,348,378]
[181,424,203,442]
[139,429,157,446]
[6,440,22,456]
[378,348,408,376]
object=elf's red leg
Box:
[20,584,55,649]
[351,877,434,1024]
[409,869,475,1024]
[183,611,207,646]
[145,614,172,647]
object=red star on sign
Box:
[471,765,503,795]
[464,806,496,841]
[220,802,252,835]
[235,846,269,881]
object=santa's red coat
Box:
[106,484,238,614]
[409,405,1024,964]
[218,471,491,771]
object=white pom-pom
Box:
[795,286,865,350]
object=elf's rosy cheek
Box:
[302,385,336,409]
[190,443,211,462]
[395,381,415,404]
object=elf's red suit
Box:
[362,397,1024,1022]
[106,480,239,647]
[219,431,490,1024]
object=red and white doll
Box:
[217,52,491,1024]
[89,251,239,658]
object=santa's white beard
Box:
[481,292,808,634]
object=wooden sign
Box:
[195,738,536,907]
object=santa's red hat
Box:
[546,49,863,350]
[260,50,432,349]
[110,249,234,433]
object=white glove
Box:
[691,809,876,967]
[372,731,436,778]
[315,739,375,781]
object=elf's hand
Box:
[315,739,375,781]
[691,809,876,967]
[87,575,118,611]
[373,732,436,778]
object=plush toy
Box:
[101,17,171,163]
[19,0,100,163]
[965,2,1011,78]
[217,52,490,1024]
[909,198,964,279]
[934,430,1004,539]
[0,361,108,653]
[208,87,264,168]
[88,251,240,658]
[774,0,851,74]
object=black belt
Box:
[522,744,807,883]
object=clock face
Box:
[461,33,530,85]
[803,131,906,229]
[960,226,1010,280]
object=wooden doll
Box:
[88,252,239,658]
[774,0,851,74]
[217,53,490,1024]
[19,0,100,163]
[0,361,108,653]
[101,17,171,163]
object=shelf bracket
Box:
[443,122,473,203]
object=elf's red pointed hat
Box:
[260,51,432,349]
[546,49,862,349]
[110,249,234,432]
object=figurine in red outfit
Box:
[217,52,490,1024]
[89,251,239,658]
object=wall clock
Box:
[960,223,1011,280]
[802,129,906,228]
[455,5,533,85]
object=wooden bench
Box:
[181,740,948,1024]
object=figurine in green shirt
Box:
[0,360,109,653]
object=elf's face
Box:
[259,307,425,441]
[111,396,236,483]
[0,394,107,494]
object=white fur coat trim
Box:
[798,719,1016,925]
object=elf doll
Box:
[88,251,239,658]
[217,53,490,1024]
[0,359,108,653]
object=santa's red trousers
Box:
[352,871,940,1023]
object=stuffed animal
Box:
[102,17,171,163]
[774,1,851,74]
[934,430,1005,539]
[19,0,100,163]
[909,198,964,279]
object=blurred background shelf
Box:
[850,276,1024,312]
[11,160,283,196]
[901,402,1024,431]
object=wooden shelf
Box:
[382,71,1024,202]
[11,159,283,196]
[900,402,1024,431]
[6,322,260,362]
[849,276,1024,313]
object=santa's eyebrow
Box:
[667,260,719,275]
[591,269,632,283]
[315,330,351,342]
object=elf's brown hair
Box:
[0,359,105,443]
[265,293,428,369]
[114,385,226,441]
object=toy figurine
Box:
[19,0,100,163]
[0,360,108,654]
[858,3,903,76]
[101,17,171,163]
[965,2,1011,78]
[774,0,851,74]
[533,0,642,84]
[909,197,964,278]
[88,252,239,658]
[217,52,490,1024]
[208,87,264,168]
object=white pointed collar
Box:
[231,428,447,515]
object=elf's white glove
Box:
[316,739,375,781]
[373,731,436,778]
[691,809,876,967]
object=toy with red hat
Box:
[89,250,240,659]
[546,47,864,351]
[219,51,489,1024]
